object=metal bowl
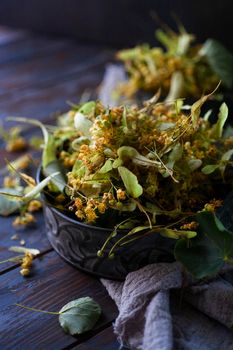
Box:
[42,203,175,280]
[37,167,233,280]
[37,169,175,280]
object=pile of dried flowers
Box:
[117,26,233,99]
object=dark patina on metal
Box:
[43,203,175,280]
[38,168,233,280]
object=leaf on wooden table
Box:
[59,297,101,335]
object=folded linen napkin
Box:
[101,263,233,350]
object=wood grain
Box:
[0,28,120,350]
[0,251,118,350]
[72,326,121,350]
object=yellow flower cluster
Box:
[20,252,33,277]
[13,213,36,227]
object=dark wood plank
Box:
[0,211,51,273]
[0,250,118,350]
[0,46,113,98]
[0,27,27,47]
[0,59,108,122]
[71,326,120,350]
[0,55,110,271]
[0,28,119,350]
[0,34,70,66]
[0,147,51,273]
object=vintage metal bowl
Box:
[37,169,175,280]
[42,203,175,280]
[37,167,233,280]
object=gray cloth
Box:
[101,263,233,350]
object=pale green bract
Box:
[118,166,143,198]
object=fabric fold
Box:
[102,263,233,350]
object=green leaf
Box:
[165,71,184,102]
[210,103,228,138]
[223,125,233,138]
[59,297,101,335]
[74,112,93,137]
[112,158,123,168]
[175,234,224,279]
[200,39,233,88]
[197,211,233,258]
[0,188,22,216]
[219,149,233,176]
[117,146,160,167]
[175,212,233,279]
[188,159,202,171]
[78,101,96,115]
[43,160,67,193]
[190,90,218,129]
[127,225,151,235]
[98,159,113,174]
[166,143,183,169]
[160,228,197,239]
[201,164,219,175]
[118,166,143,198]
[117,146,138,160]
[42,135,57,168]
[122,106,128,129]
[156,29,177,53]
[42,135,67,192]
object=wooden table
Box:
[0,27,122,350]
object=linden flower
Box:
[20,252,33,277]
[6,137,27,152]
[13,213,36,227]
[204,199,223,212]
[97,202,107,214]
[3,176,19,188]
[75,210,85,220]
[84,207,98,223]
[180,221,199,230]
[27,200,42,213]
[74,198,83,210]
[117,189,126,201]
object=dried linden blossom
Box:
[117,26,233,99]
[52,98,233,232]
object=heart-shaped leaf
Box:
[175,211,233,278]
[175,233,224,279]
[200,39,233,88]
[59,297,101,335]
